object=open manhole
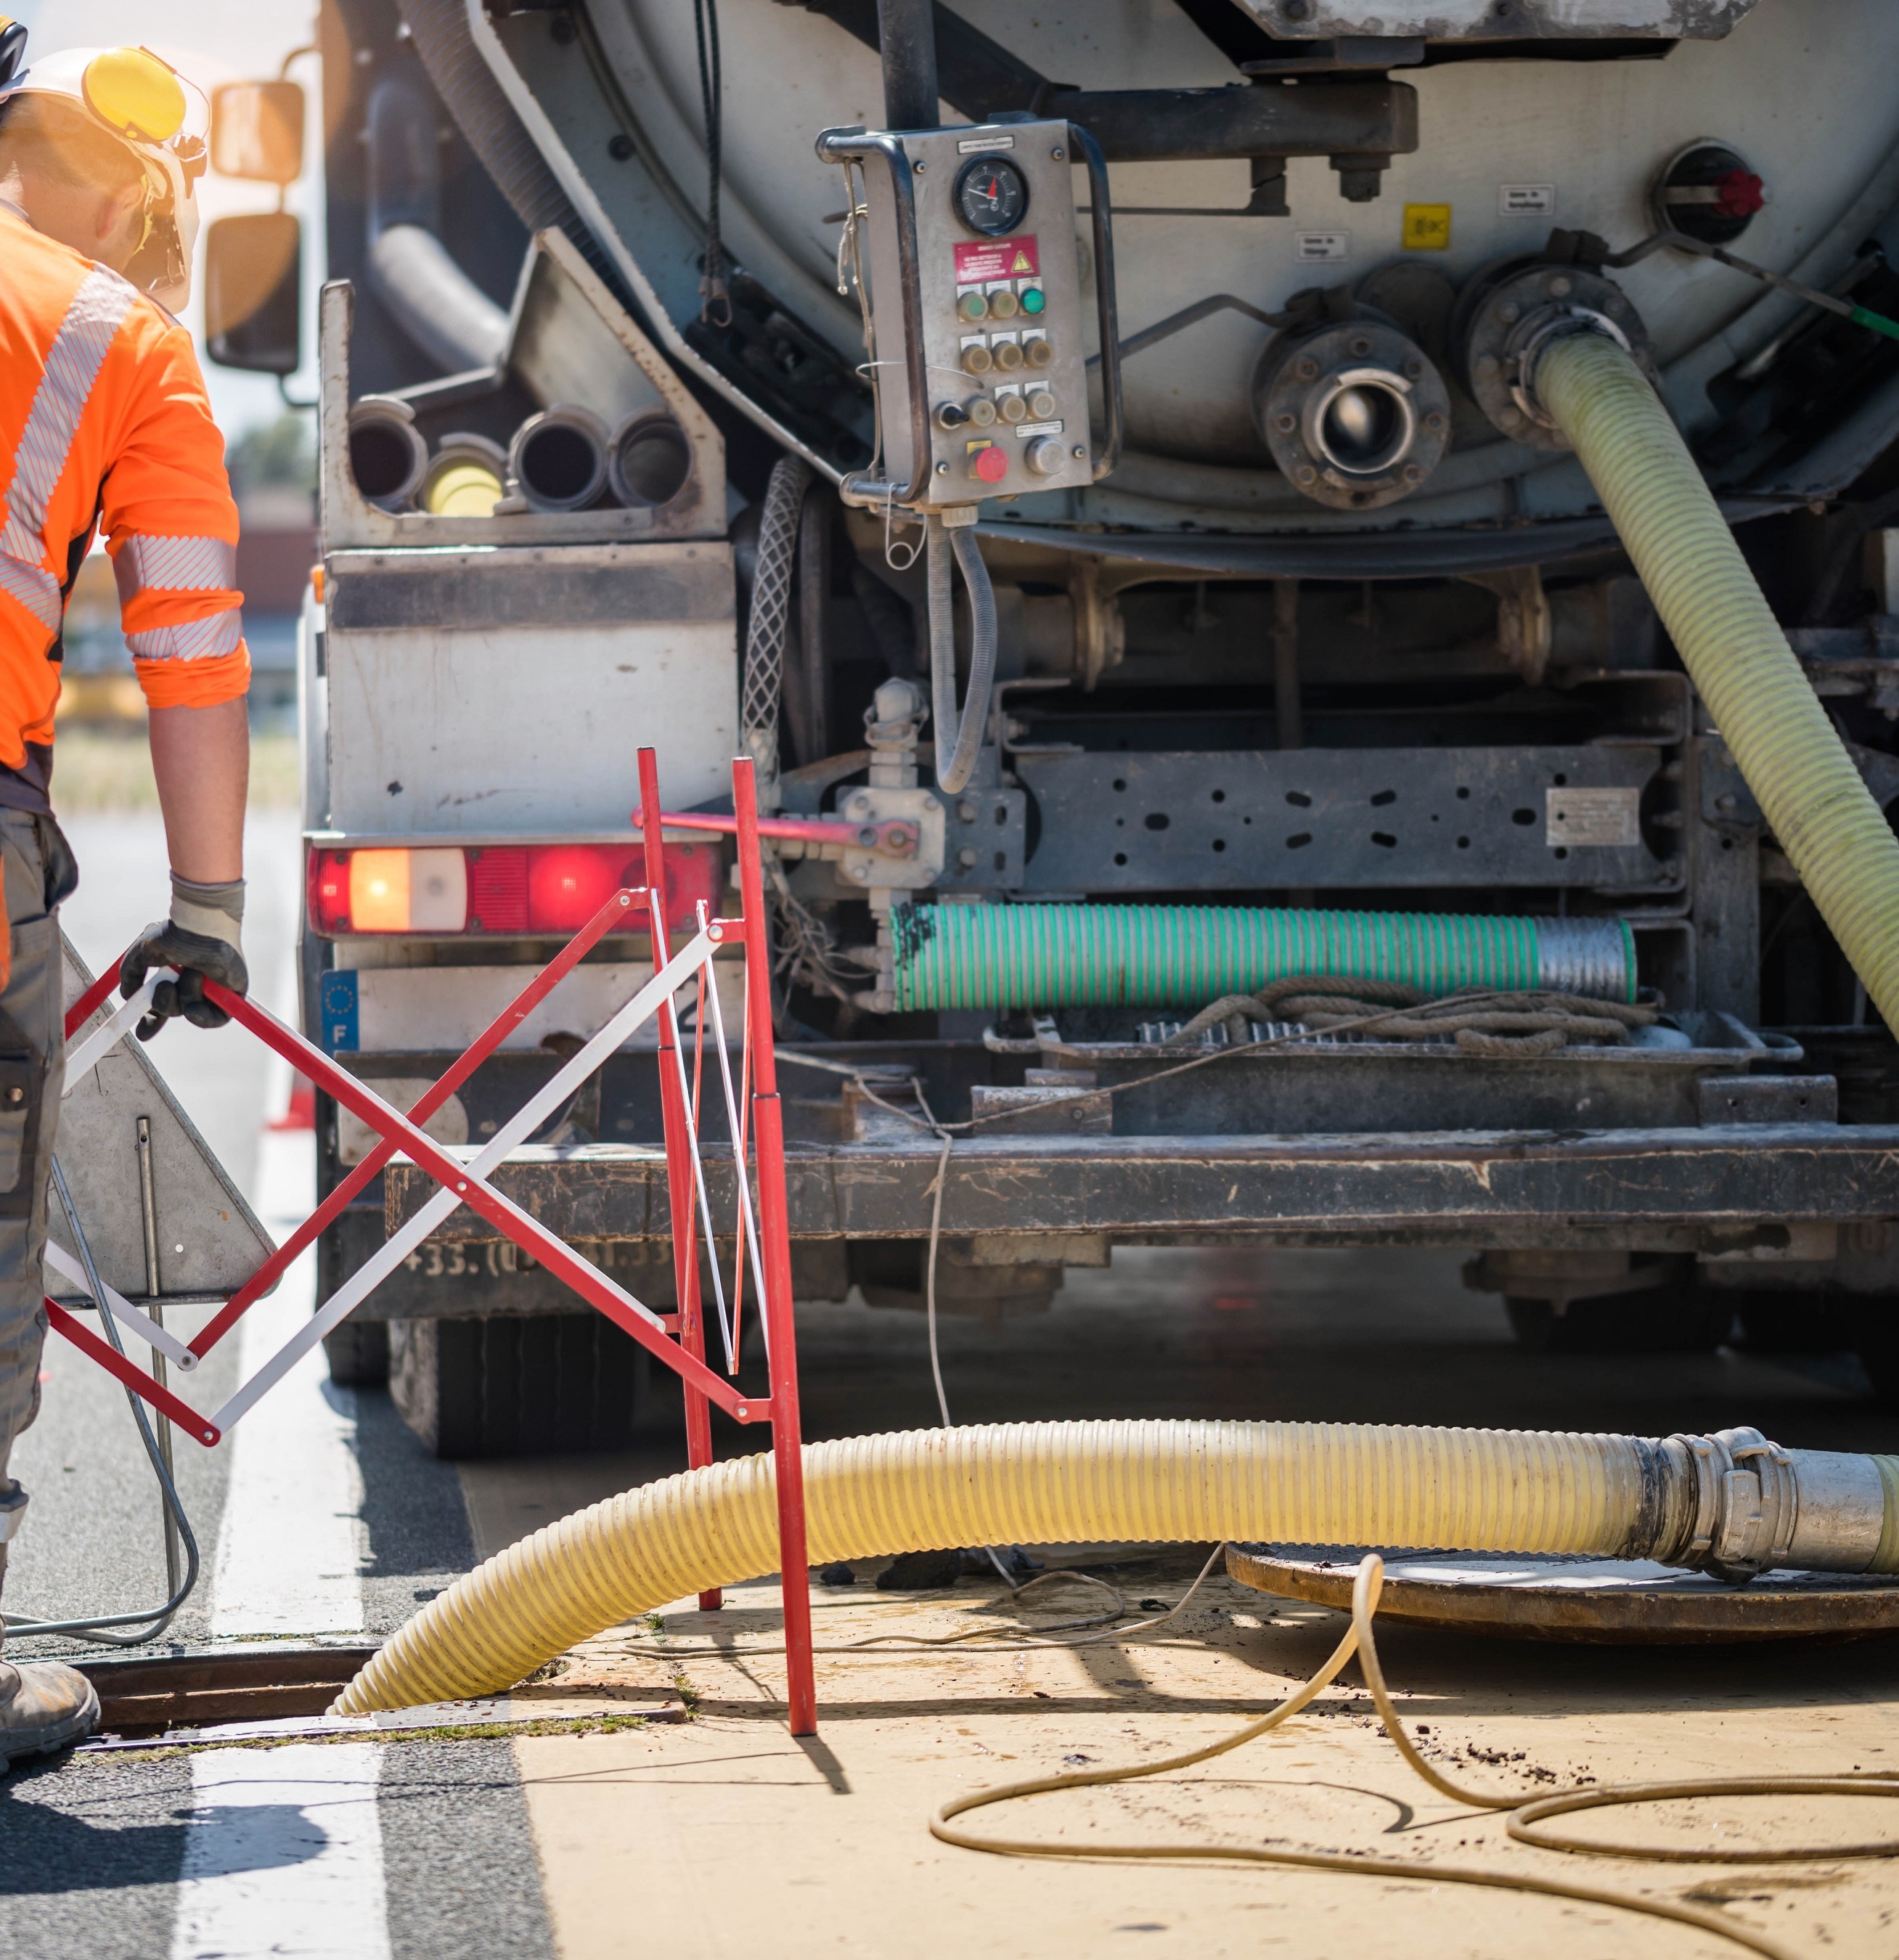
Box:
[73,1646,381,1736]
[1228,1545,1899,1645]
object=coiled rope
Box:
[1167,975,1658,1058]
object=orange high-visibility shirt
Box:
[0,202,250,809]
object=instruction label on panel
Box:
[1402,203,1452,250]
[1296,230,1351,263]
[1546,786,1641,848]
[955,237,1040,285]
[1499,184,1556,217]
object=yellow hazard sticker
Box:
[1402,203,1452,251]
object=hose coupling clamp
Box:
[1509,307,1632,428]
[1666,1425,1797,1583]
[1458,262,1657,453]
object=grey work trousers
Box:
[0,812,73,1579]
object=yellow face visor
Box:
[78,46,187,147]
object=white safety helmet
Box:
[0,35,208,313]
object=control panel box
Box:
[859,119,1094,507]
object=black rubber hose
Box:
[4,1159,202,1645]
[927,518,997,796]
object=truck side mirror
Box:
[211,81,305,184]
[205,213,303,375]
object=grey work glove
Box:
[121,874,248,1038]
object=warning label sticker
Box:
[955,236,1040,285]
[1402,203,1452,252]
[1546,786,1640,848]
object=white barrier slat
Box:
[208,927,718,1432]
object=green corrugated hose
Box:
[1537,330,1899,1031]
[891,902,1635,1012]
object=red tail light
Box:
[306,842,719,937]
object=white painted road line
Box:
[170,1742,391,1960]
[210,1127,366,1636]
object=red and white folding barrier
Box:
[45,751,818,1731]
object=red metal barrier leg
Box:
[641,748,722,1612]
[735,756,816,1734]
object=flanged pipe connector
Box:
[1253,318,1450,510]
[1458,261,1658,449]
[608,409,693,510]
[508,404,610,514]
[346,396,428,513]
[418,431,507,518]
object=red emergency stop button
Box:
[970,443,1008,485]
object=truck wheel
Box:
[1504,1289,1734,1355]
[1732,1292,1848,1354]
[388,1313,650,1458]
[322,1320,390,1387]
[1846,1301,1899,1406]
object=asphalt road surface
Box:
[3,809,1898,1957]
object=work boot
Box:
[0,1653,99,1766]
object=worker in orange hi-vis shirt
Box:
[0,26,253,1764]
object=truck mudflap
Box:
[383,1123,1899,1251]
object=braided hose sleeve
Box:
[1539,330,1899,1032]
[739,457,814,789]
[333,1419,1652,1713]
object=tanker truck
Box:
[203,0,1899,1454]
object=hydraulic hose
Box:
[1536,330,1899,1032]
[926,518,999,798]
[739,456,814,795]
[332,1418,1898,1714]
[891,902,1634,1011]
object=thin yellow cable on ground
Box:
[933,1556,1899,1960]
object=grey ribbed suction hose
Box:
[333,1419,1899,1714]
[1537,330,1899,1029]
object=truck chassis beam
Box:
[385,1123,1899,1245]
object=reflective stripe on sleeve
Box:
[0,552,62,633]
[127,605,244,662]
[115,535,237,600]
[0,266,138,567]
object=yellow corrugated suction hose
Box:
[336,1419,1673,1713]
[1537,330,1899,1029]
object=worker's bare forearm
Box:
[147,699,250,885]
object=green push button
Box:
[1021,287,1045,314]
[957,291,988,322]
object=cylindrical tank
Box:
[594,0,1899,534]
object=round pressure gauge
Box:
[954,154,1029,237]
